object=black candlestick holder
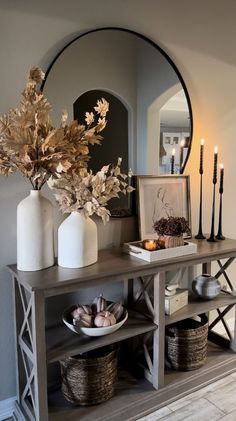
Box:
[216,193,225,240]
[207,183,217,242]
[195,173,206,239]
[207,150,218,243]
[171,156,175,174]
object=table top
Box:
[8,238,236,296]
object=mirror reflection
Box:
[159,89,191,174]
[43,28,192,179]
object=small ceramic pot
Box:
[192,274,221,300]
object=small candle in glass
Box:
[142,239,159,251]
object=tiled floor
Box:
[138,373,236,421]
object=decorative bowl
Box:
[192,274,221,300]
[62,305,128,337]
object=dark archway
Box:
[73,89,130,212]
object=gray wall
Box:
[1,0,236,402]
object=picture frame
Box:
[137,175,191,240]
[163,132,181,146]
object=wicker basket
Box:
[165,314,208,371]
[60,346,118,405]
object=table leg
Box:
[202,262,211,274]
[32,290,48,421]
[123,278,134,307]
[12,279,48,421]
[152,272,165,389]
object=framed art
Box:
[137,175,191,240]
[163,132,181,146]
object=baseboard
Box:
[0,396,16,420]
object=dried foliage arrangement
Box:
[0,66,134,221]
[0,67,108,190]
[153,216,190,237]
[48,158,134,223]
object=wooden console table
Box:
[9,238,236,421]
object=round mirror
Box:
[42,28,192,213]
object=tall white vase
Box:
[58,211,98,268]
[17,190,54,271]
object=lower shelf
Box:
[46,311,157,363]
[48,342,236,421]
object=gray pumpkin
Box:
[106,302,124,322]
[71,305,92,320]
[92,294,107,314]
[73,313,94,328]
[94,311,116,327]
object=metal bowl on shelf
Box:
[62,305,128,337]
[192,274,221,300]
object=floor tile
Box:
[219,409,236,420]
[168,374,234,411]
[161,398,224,421]
[137,406,172,421]
[167,395,194,412]
[206,380,236,414]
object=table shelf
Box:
[46,311,157,363]
[9,238,236,421]
[48,342,236,421]
[165,292,236,326]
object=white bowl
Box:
[62,305,128,337]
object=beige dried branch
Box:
[0,67,109,190]
[48,159,134,223]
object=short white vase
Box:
[17,190,54,271]
[58,211,98,268]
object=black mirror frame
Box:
[41,27,193,175]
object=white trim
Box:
[0,395,16,420]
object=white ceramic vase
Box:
[17,190,54,271]
[58,211,98,268]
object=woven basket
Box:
[158,235,184,249]
[60,346,118,405]
[166,314,208,371]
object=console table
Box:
[9,238,236,421]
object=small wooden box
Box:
[165,289,188,315]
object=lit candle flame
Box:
[214,146,218,154]
[172,148,176,156]
[219,163,224,169]
[143,239,158,251]
[200,138,205,146]
[181,139,185,147]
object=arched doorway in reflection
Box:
[73,89,130,212]
[159,89,191,174]
[147,85,191,175]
